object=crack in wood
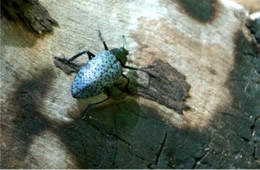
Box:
[77,130,88,162]
[251,116,260,159]
[147,132,168,168]
[155,132,167,165]
[112,119,118,167]
[192,148,210,169]
[88,122,131,146]
[109,133,131,146]
[232,115,260,145]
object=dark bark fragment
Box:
[1,0,58,33]
[134,59,190,113]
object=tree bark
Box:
[1,0,259,168]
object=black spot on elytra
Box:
[177,0,218,23]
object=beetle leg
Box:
[67,51,95,62]
[121,64,138,70]
[115,56,139,71]
[98,30,109,50]
[86,51,95,60]
[81,89,110,119]
[121,74,130,90]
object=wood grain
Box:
[1,0,259,168]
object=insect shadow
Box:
[6,67,143,168]
[54,31,138,119]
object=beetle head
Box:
[111,47,129,65]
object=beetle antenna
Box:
[98,30,108,50]
[98,30,104,42]
[122,35,127,48]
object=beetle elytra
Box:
[64,31,135,119]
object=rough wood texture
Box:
[1,0,259,168]
[1,0,58,33]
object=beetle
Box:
[64,31,135,119]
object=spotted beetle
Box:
[64,31,135,119]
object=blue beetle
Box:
[64,31,135,119]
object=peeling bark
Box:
[1,0,58,33]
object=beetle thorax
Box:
[110,47,129,65]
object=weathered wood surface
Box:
[1,0,58,33]
[1,0,260,168]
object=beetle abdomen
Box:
[72,50,122,99]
